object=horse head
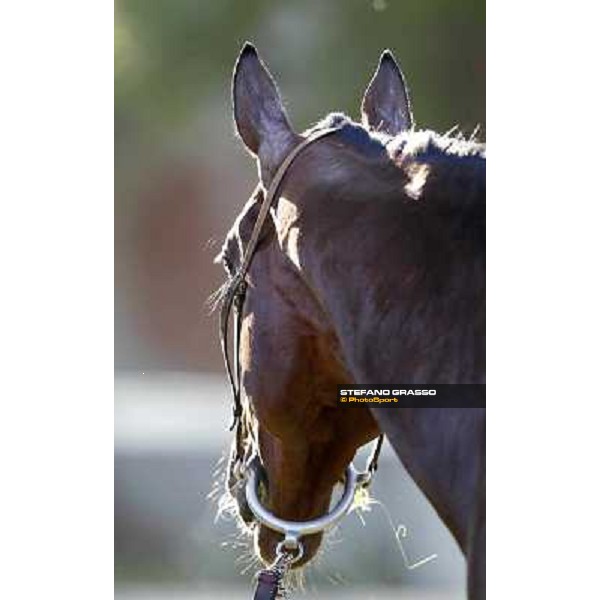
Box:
[216,43,416,566]
[216,43,484,570]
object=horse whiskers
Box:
[300,531,347,591]
[211,451,355,589]
[209,453,241,524]
[285,525,346,593]
[215,490,243,524]
[218,526,257,575]
[206,472,226,503]
[209,454,267,574]
[285,565,306,593]
[240,557,261,576]
[236,544,261,576]
[237,555,256,570]
[221,532,251,553]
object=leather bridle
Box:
[218,124,384,550]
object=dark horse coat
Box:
[220,44,485,599]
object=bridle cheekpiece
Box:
[218,125,385,596]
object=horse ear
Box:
[232,43,296,181]
[361,50,413,135]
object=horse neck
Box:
[371,406,485,552]
[296,202,485,551]
[298,201,485,385]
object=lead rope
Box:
[253,548,297,600]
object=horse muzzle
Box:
[242,457,371,566]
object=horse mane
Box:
[306,111,485,161]
[304,112,485,213]
[213,113,485,308]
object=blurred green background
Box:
[115,1,484,597]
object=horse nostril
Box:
[240,465,270,525]
[227,457,270,526]
[235,484,255,525]
[251,458,270,501]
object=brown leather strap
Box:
[238,126,342,280]
[220,126,342,455]
[368,434,385,474]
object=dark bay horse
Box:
[217,44,485,598]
